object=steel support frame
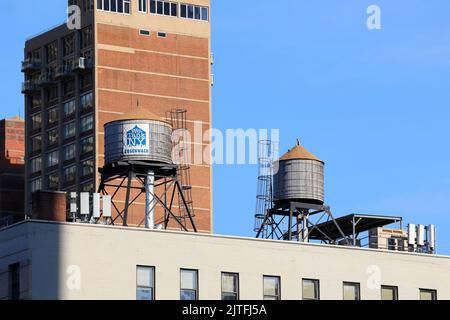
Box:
[97,163,197,232]
[256,202,350,245]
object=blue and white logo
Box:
[123,124,150,155]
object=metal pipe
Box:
[145,170,155,229]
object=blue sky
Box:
[2,1,449,254]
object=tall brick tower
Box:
[22,0,213,232]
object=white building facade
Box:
[0,221,449,300]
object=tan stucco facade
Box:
[1,221,449,300]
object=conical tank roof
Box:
[107,107,170,125]
[279,140,324,163]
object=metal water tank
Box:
[104,108,173,165]
[273,141,324,205]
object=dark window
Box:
[171,3,177,16]
[222,273,239,300]
[81,26,93,49]
[140,29,151,36]
[180,269,198,300]
[64,165,77,184]
[64,144,76,161]
[63,34,75,56]
[139,0,147,12]
[81,159,94,177]
[48,173,59,190]
[150,0,156,13]
[46,42,58,64]
[163,2,170,15]
[137,266,155,300]
[81,136,94,154]
[31,135,42,152]
[201,7,208,21]
[180,4,187,17]
[194,6,200,20]
[9,263,20,300]
[157,1,163,14]
[187,5,193,19]
[111,0,117,12]
[157,32,167,38]
[48,128,59,145]
[48,107,59,125]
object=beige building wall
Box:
[1,221,449,300]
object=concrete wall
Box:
[0,221,449,300]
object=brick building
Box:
[22,0,213,232]
[0,116,25,226]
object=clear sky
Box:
[1,1,449,254]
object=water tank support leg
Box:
[145,170,155,229]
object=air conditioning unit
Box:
[78,57,86,69]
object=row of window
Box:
[98,0,209,21]
[28,27,93,64]
[30,159,94,192]
[140,0,209,21]
[30,113,93,148]
[136,267,439,301]
[97,0,131,13]
[30,135,94,174]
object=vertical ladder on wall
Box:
[167,109,195,230]
[254,140,277,238]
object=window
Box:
[64,144,76,161]
[48,107,59,125]
[81,136,94,154]
[81,159,95,177]
[150,1,177,17]
[63,100,76,118]
[139,29,151,36]
[81,26,93,49]
[31,113,42,130]
[47,150,59,168]
[97,0,131,14]
[8,263,20,300]
[381,286,398,300]
[48,128,59,146]
[63,80,75,96]
[46,86,58,103]
[64,122,76,139]
[82,182,94,193]
[420,289,437,300]
[81,115,94,133]
[46,42,58,64]
[302,279,320,300]
[31,135,42,152]
[80,92,94,110]
[63,34,75,56]
[180,3,208,21]
[30,157,42,173]
[31,95,41,109]
[180,269,198,300]
[343,282,360,300]
[48,173,59,191]
[222,273,239,300]
[64,166,77,184]
[136,266,155,300]
[31,178,42,193]
[139,0,147,12]
[80,72,93,89]
[157,32,167,38]
[263,276,280,300]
